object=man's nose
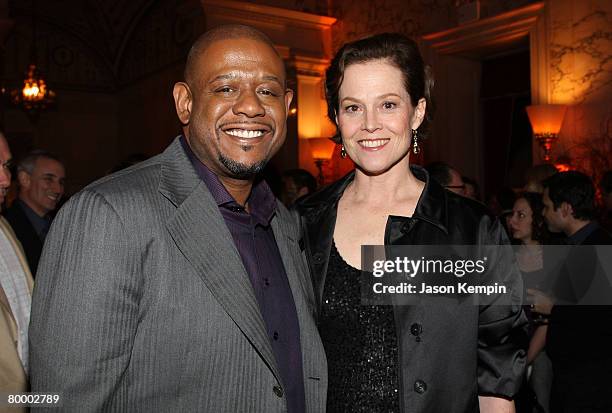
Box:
[232,89,265,118]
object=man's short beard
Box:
[219,153,267,179]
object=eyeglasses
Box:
[444,185,466,190]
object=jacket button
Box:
[313,252,324,264]
[414,380,427,394]
[410,323,422,336]
[273,385,284,397]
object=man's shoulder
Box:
[82,154,163,200]
[2,201,31,233]
[582,224,612,245]
[61,154,166,222]
[3,200,25,220]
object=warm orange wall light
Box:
[526,104,568,162]
[308,137,337,185]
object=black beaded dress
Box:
[318,242,400,412]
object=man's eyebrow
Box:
[207,73,283,84]
[208,74,237,83]
[262,75,282,83]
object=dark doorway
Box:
[481,49,531,198]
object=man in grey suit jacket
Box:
[29,25,327,412]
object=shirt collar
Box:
[179,135,277,226]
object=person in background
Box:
[523,164,558,194]
[0,131,34,410]
[280,169,317,207]
[3,150,65,276]
[296,32,526,413]
[424,161,466,196]
[462,175,480,201]
[507,192,553,413]
[599,170,612,232]
[532,171,612,413]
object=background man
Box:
[280,169,317,206]
[424,161,466,196]
[532,171,612,412]
[599,170,612,231]
[29,25,326,412]
[3,150,65,275]
[0,131,34,408]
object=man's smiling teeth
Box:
[359,139,388,148]
[225,129,265,138]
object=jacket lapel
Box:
[271,207,316,318]
[159,138,280,382]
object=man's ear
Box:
[560,202,573,218]
[173,82,192,125]
[285,88,294,116]
[17,171,30,189]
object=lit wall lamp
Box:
[526,104,567,162]
[5,0,56,122]
[308,137,337,185]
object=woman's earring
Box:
[340,144,347,159]
[411,129,420,155]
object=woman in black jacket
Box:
[295,33,527,413]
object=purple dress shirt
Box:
[180,137,305,413]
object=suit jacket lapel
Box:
[159,138,280,382]
[271,211,316,314]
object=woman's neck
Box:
[347,157,423,205]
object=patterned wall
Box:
[549,0,612,178]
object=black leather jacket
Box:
[295,166,528,412]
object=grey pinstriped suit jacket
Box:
[29,137,327,412]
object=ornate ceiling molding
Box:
[201,0,336,30]
[422,2,544,56]
[201,0,336,60]
[422,2,549,104]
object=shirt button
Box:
[313,252,324,264]
[273,385,284,397]
[410,323,422,336]
[273,331,279,340]
[414,380,427,394]
[264,278,270,286]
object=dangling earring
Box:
[340,144,347,159]
[411,129,420,155]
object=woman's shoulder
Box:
[294,171,354,215]
[446,189,493,221]
[437,190,503,241]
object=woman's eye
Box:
[382,101,396,109]
[344,104,359,112]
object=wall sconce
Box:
[308,137,337,185]
[526,104,567,162]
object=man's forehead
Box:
[34,157,64,172]
[195,38,285,75]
